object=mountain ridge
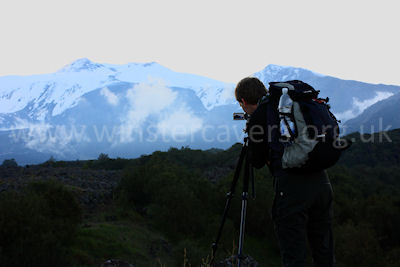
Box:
[1,59,400,164]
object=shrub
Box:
[98,153,110,161]
[0,180,82,266]
[1,158,18,167]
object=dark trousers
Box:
[272,170,336,267]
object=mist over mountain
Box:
[1,59,399,164]
[253,64,400,122]
[343,91,400,134]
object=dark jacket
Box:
[247,95,284,175]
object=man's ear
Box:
[241,98,247,106]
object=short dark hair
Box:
[235,77,267,105]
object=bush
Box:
[98,153,109,161]
[334,221,383,267]
[0,180,82,266]
[1,158,18,167]
[118,160,217,240]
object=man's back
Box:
[236,79,336,266]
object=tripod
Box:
[211,134,255,267]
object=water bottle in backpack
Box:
[278,88,296,139]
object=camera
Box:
[233,112,248,120]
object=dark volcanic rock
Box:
[0,165,123,210]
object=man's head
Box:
[235,77,267,114]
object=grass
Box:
[70,206,177,266]
[243,235,281,267]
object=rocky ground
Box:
[0,165,122,210]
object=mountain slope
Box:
[0,58,234,123]
[1,60,400,164]
[344,92,400,134]
[253,65,400,122]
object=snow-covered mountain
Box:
[0,58,234,126]
[0,59,240,164]
[1,59,399,165]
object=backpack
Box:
[267,80,350,172]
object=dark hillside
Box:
[0,129,399,266]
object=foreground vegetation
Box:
[1,129,399,266]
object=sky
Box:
[0,0,399,85]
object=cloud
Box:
[157,106,203,137]
[125,78,177,125]
[5,119,87,157]
[353,91,394,114]
[336,91,394,122]
[335,109,356,122]
[100,87,119,105]
[112,78,205,145]
[115,78,178,143]
[0,117,32,131]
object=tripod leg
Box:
[211,142,248,263]
[237,152,250,267]
[250,165,256,200]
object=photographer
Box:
[235,77,335,267]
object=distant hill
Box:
[338,128,400,166]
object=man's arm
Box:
[247,104,269,169]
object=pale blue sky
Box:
[0,0,398,85]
